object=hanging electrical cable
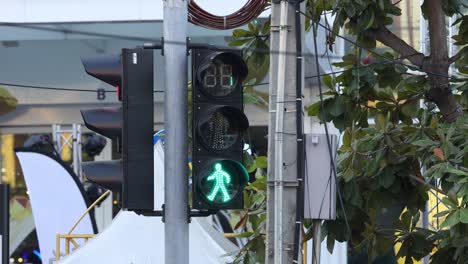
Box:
[292,0,305,262]
[307,0,352,242]
[0,82,164,93]
[188,0,269,30]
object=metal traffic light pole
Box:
[163,0,189,263]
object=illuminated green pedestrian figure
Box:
[207,163,232,202]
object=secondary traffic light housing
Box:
[192,48,250,210]
[80,49,154,211]
[80,107,123,193]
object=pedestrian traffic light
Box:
[80,49,154,211]
[191,48,250,210]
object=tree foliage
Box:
[230,153,267,264]
[230,0,468,263]
[0,86,17,115]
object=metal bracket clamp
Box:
[267,180,300,187]
[134,206,165,220]
[188,208,218,222]
[142,37,164,56]
[277,25,292,32]
[134,204,217,223]
[270,25,281,32]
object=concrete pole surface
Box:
[163,0,189,263]
[312,220,321,264]
[266,0,303,263]
[266,1,280,260]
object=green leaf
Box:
[385,3,401,16]
[425,162,451,179]
[441,0,460,16]
[323,74,334,90]
[248,178,267,192]
[228,231,254,238]
[245,42,270,84]
[459,208,468,224]
[232,29,254,37]
[328,96,346,117]
[307,101,321,117]
[255,156,268,169]
[448,168,468,177]
[432,210,450,218]
[375,113,386,130]
[412,139,437,147]
[261,19,270,35]
[0,87,17,115]
[400,210,411,230]
[357,33,376,49]
[248,22,255,33]
[442,196,458,209]
[342,128,352,147]
[343,3,356,17]
[379,167,395,189]
[367,150,384,175]
[358,8,375,30]
[440,210,460,228]
[228,38,253,47]
[354,0,367,7]
[251,193,265,207]
[243,152,257,173]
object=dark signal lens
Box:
[198,109,239,151]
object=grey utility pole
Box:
[163,0,189,263]
[266,0,304,263]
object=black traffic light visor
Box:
[81,54,122,87]
[195,51,248,97]
[82,160,123,193]
[80,107,122,143]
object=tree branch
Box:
[357,0,462,122]
[409,162,447,195]
[425,0,462,122]
[448,49,463,64]
[408,174,447,196]
[367,26,425,68]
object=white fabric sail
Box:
[15,149,97,264]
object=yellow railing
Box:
[55,234,95,261]
[55,190,111,261]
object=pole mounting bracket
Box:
[267,180,300,187]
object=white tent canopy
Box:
[60,211,236,263]
[60,139,237,263]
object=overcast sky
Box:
[1,0,269,23]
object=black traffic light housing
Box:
[80,107,123,193]
[191,47,250,210]
[80,49,154,212]
[81,54,122,100]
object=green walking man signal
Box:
[206,163,232,202]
